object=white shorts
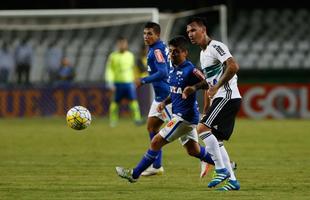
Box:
[159,115,198,145]
[148,100,172,122]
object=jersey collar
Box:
[149,40,161,48]
[173,60,188,69]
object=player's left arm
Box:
[208,43,239,98]
[208,57,239,97]
[182,68,208,99]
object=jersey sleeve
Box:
[141,48,168,84]
[211,42,232,64]
[191,68,205,84]
[104,53,114,82]
[192,68,205,80]
[154,49,166,63]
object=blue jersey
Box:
[141,40,170,102]
[168,60,205,124]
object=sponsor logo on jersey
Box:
[213,45,226,56]
[154,49,165,63]
[170,86,183,94]
[213,79,218,85]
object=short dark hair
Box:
[168,35,188,51]
[144,22,161,34]
[187,17,207,28]
[117,36,127,41]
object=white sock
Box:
[219,142,236,180]
[199,131,225,169]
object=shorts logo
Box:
[167,119,176,128]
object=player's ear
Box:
[183,49,189,56]
[201,26,207,33]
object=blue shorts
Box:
[114,83,137,103]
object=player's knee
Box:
[147,125,155,133]
[186,148,198,157]
[150,135,165,151]
[197,123,210,133]
[150,139,161,150]
[146,119,162,133]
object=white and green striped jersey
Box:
[200,40,241,99]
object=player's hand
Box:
[157,102,165,112]
[182,86,195,99]
[207,85,218,98]
[135,79,143,88]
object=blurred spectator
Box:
[45,41,63,83]
[15,39,33,84]
[134,44,151,117]
[135,44,148,79]
[57,57,75,84]
[0,42,15,84]
[105,36,143,127]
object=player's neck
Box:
[201,36,212,50]
[173,59,186,67]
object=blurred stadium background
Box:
[0,0,310,118]
[0,1,309,199]
[0,0,309,119]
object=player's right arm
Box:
[157,95,171,112]
[202,90,211,115]
[104,53,115,90]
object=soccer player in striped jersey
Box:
[116,35,216,183]
[134,22,172,176]
[183,17,242,191]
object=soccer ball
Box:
[66,106,91,130]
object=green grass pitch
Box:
[0,117,309,200]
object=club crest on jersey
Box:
[154,49,165,63]
[170,86,182,94]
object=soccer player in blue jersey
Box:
[116,35,216,183]
[134,22,172,176]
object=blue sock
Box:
[149,132,162,169]
[132,149,159,179]
[194,146,214,165]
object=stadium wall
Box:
[1,83,309,119]
[239,83,310,119]
[0,83,151,118]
